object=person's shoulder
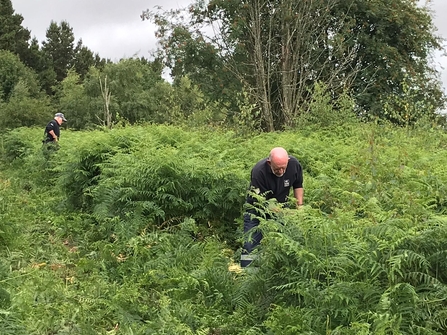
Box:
[251,157,268,174]
[289,155,299,162]
[288,156,302,166]
[49,119,60,127]
[253,157,268,169]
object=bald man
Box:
[241,147,304,268]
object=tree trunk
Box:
[99,75,112,129]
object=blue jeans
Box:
[241,213,262,267]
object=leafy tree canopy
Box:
[143,0,446,129]
[0,49,41,102]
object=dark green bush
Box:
[86,125,248,241]
[0,128,34,163]
[57,128,137,211]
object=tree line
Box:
[0,0,446,132]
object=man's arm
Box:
[294,187,303,208]
[48,130,58,141]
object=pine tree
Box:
[0,0,31,63]
[73,39,96,79]
[41,21,76,84]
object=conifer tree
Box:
[41,21,76,84]
[0,0,32,64]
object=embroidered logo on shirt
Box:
[284,179,290,187]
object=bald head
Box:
[268,147,289,177]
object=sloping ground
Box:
[1,123,447,334]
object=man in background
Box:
[241,147,304,268]
[43,112,67,145]
[42,113,67,156]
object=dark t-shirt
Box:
[44,119,60,143]
[247,155,303,205]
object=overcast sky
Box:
[10,0,447,101]
[11,0,191,60]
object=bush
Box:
[57,131,129,211]
[296,82,358,129]
[0,128,35,163]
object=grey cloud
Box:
[12,0,191,59]
[430,1,447,37]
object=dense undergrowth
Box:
[2,121,447,334]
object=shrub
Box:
[0,128,35,163]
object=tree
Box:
[0,80,52,130]
[143,0,445,130]
[58,69,97,130]
[233,0,360,130]
[99,75,112,128]
[144,6,244,127]
[78,58,200,126]
[331,0,445,121]
[22,37,42,70]
[41,21,76,85]
[99,58,166,124]
[0,50,41,102]
[0,51,51,130]
[144,0,361,131]
[73,39,105,80]
[0,0,31,64]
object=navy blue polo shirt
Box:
[44,119,60,142]
[247,155,303,204]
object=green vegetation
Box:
[2,118,447,334]
[2,0,447,333]
[143,0,446,129]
